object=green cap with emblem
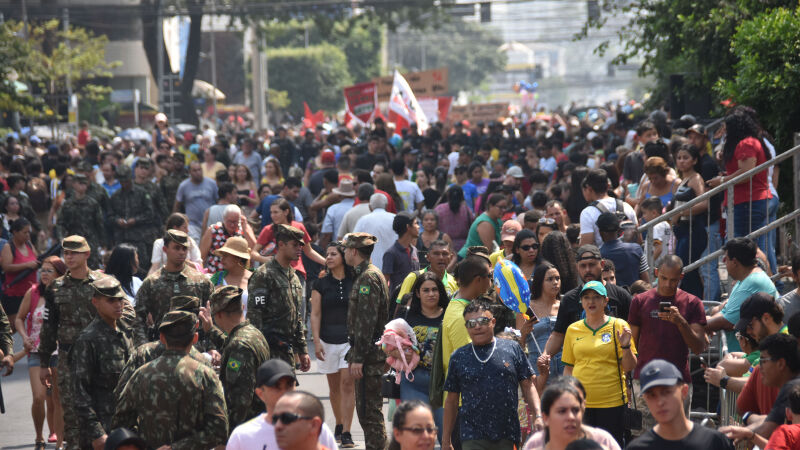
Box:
[169,295,200,313]
[62,235,91,252]
[580,280,607,298]
[158,310,198,336]
[210,285,243,315]
[73,173,89,184]
[90,276,126,299]
[275,223,305,244]
[116,164,132,180]
[342,232,377,248]
[77,160,94,173]
[165,229,190,248]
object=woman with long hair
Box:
[104,244,142,303]
[635,157,680,215]
[376,172,405,214]
[148,213,203,275]
[253,198,325,278]
[201,146,226,180]
[14,256,67,449]
[565,167,589,224]
[523,379,620,450]
[1,218,39,331]
[539,231,579,294]
[669,144,708,298]
[151,113,176,148]
[512,229,540,281]
[233,164,258,209]
[388,401,437,450]
[416,210,453,268]
[310,242,356,447]
[261,158,284,190]
[524,262,563,378]
[1,194,22,239]
[434,185,474,254]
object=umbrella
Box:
[118,128,152,142]
[493,258,532,319]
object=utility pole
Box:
[156,0,164,114]
[263,34,269,129]
[210,0,218,126]
[251,30,266,130]
[63,8,75,132]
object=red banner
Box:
[343,82,377,126]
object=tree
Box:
[267,44,352,116]
[394,19,507,94]
[0,21,44,120]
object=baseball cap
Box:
[256,359,298,387]
[104,427,146,450]
[321,150,336,165]
[580,280,607,298]
[597,212,621,233]
[506,166,524,179]
[575,244,602,261]
[735,292,779,332]
[501,220,523,242]
[639,359,683,393]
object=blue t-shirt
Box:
[461,183,478,211]
[443,338,533,443]
[721,270,778,352]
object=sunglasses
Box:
[402,426,438,435]
[520,244,539,251]
[271,412,315,425]
[538,217,556,225]
[465,317,492,329]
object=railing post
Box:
[727,185,735,243]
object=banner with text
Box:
[388,70,429,133]
[448,102,510,125]
[343,82,378,126]
[375,68,448,103]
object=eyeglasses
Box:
[538,217,556,225]
[465,317,492,329]
[520,244,539,251]
[271,412,315,425]
[759,357,777,363]
[402,426,438,435]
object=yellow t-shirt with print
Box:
[441,298,471,404]
[562,317,637,408]
[394,268,459,304]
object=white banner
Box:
[388,70,429,133]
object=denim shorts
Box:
[27,352,58,368]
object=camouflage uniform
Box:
[112,311,228,449]
[160,172,184,211]
[114,342,211,401]
[247,255,307,367]
[0,303,12,358]
[57,181,105,269]
[344,232,389,450]
[109,165,155,271]
[135,158,169,248]
[71,277,135,448]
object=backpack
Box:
[592,198,635,229]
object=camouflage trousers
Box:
[57,347,80,450]
[270,345,295,372]
[355,366,386,450]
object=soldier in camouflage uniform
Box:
[57,174,105,269]
[0,303,13,372]
[160,153,186,211]
[342,232,389,450]
[135,230,212,340]
[109,164,155,272]
[75,160,111,230]
[203,285,270,431]
[37,236,143,450]
[247,224,310,372]
[112,310,229,449]
[133,158,168,240]
[71,276,135,449]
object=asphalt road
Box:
[0,333,390,449]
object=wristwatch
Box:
[720,376,730,389]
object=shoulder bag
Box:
[612,319,643,431]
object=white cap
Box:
[155,113,167,123]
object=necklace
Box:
[471,339,497,364]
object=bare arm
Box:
[705,312,734,333]
[303,243,325,266]
[520,377,543,429]
[14,289,33,346]
[441,392,459,450]
[578,233,594,246]
[199,227,213,260]
[1,244,37,273]
[544,331,564,357]
[200,209,210,234]
[173,200,182,214]
[564,365,573,376]
[309,290,324,361]
[476,221,497,250]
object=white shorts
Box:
[316,340,350,374]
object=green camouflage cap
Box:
[90,276,126,299]
[165,229,190,248]
[169,295,200,313]
[275,224,305,244]
[158,310,198,336]
[116,164,132,180]
[210,285,243,315]
[135,158,153,169]
[342,232,377,248]
[62,235,90,252]
[77,160,94,172]
[73,173,89,183]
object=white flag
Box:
[388,70,429,133]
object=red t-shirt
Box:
[737,365,779,415]
[352,188,397,213]
[766,423,800,450]
[256,220,310,278]
[77,129,90,147]
[628,288,707,380]
[725,137,771,205]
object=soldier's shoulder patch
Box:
[359,285,370,295]
[227,358,241,371]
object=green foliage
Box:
[0,21,46,117]
[394,20,507,94]
[267,44,352,115]
[267,88,290,110]
[716,7,800,150]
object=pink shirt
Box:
[523,425,621,450]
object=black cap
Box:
[639,359,683,393]
[575,244,602,261]
[256,359,297,387]
[735,292,779,332]
[597,212,621,233]
[104,427,146,450]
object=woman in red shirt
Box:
[0,217,39,331]
[708,109,771,253]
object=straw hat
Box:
[213,236,251,261]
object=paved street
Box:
[0,334,391,449]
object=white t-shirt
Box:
[394,179,424,213]
[649,221,674,256]
[540,156,557,175]
[579,197,637,247]
[447,151,460,175]
[226,413,338,450]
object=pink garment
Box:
[25,286,45,351]
[523,426,621,450]
[434,202,474,254]
[376,318,420,383]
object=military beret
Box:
[90,276,126,299]
[165,229,190,248]
[135,158,153,169]
[62,235,91,252]
[73,173,89,183]
[116,164,132,180]
[158,310,198,336]
[275,224,305,244]
[342,232,377,248]
[169,295,200,313]
[210,285,243,315]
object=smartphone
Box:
[659,302,672,313]
[699,356,708,368]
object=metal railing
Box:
[638,138,800,295]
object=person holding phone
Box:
[626,255,707,433]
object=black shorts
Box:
[1,294,24,316]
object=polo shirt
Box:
[394,268,458,304]
[562,317,637,408]
[382,242,420,290]
[554,282,632,335]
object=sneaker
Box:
[334,424,343,443]
[340,431,355,448]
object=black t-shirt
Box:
[553,282,632,334]
[312,273,354,344]
[626,424,734,450]
[699,153,723,223]
[767,375,800,424]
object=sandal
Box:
[35,441,46,450]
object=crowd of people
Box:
[0,101,797,450]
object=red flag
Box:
[343,82,378,126]
[303,102,325,128]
